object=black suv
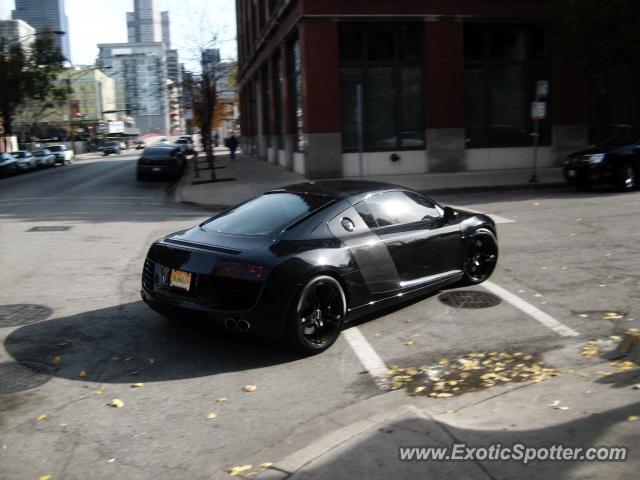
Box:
[101,141,122,156]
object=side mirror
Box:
[442,206,456,221]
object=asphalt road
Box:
[0,156,639,479]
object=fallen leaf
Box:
[95,386,105,395]
[52,356,61,365]
[124,357,134,362]
[107,458,116,463]
[36,414,47,421]
[79,370,87,377]
[259,462,273,469]
[110,399,124,408]
[130,383,144,389]
[228,465,252,476]
[558,406,570,411]
[38,476,52,480]
[578,314,589,319]
[148,357,155,364]
[628,416,638,422]
[373,332,381,337]
[403,341,414,346]
[216,397,227,403]
[533,293,543,298]
[632,384,640,390]
[598,284,606,287]
[207,412,217,420]
[242,385,257,393]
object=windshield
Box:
[600,129,640,146]
[201,192,333,236]
[142,148,175,158]
[12,152,26,158]
[49,146,63,152]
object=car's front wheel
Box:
[460,228,498,285]
[615,163,636,191]
[286,275,346,354]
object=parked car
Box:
[140,180,498,353]
[0,152,19,177]
[33,149,56,168]
[564,129,639,191]
[134,140,147,150]
[12,151,37,172]
[100,141,122,156]
[136,145,186,180]
[175,137,195,154]
[48,145,74,165]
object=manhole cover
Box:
[27,226,71,232]
[0,304,53,328]
[439,291,501,309]
[0,361,51,394]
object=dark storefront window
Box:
[464,24,550,148]
[290,38,305,152]
[340,23,425,152]
[261,65,271,148]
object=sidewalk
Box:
[218,342,640,479]
[176,149,565,210]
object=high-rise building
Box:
[126,0,170,46]
[11,0,71,60]
[97,42,170,135]
[0,19,36,53]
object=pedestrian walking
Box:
[226,134,239,161]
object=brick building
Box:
[235,1,598,179]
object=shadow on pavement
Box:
[4,300,300,388]
[283,401,640,479]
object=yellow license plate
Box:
[169,269,192,290]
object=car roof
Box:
[270,179,411,204]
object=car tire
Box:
[615,163,636,191]
[286,275,346,354]
[459,228,498,286]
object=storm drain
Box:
[0,361,51,394]
[0,304,52,328]
[27,226,72,232]
[439,290,501,309]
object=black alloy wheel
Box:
[616,163,636,191]
[461,228,498,285]
[287,275,346,354]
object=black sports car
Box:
[141,180,498,353]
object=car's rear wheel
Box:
[615,163,636,191]
[286,275,346,354]
[460,228,498,285]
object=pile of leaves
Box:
[384,351,560,397]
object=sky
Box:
[0,0,237,71]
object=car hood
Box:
[569,143,636,157]
[160,226,273,254]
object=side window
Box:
[363,191,441,227]
[354,201,378,229]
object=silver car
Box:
[33,149,56,168]
[12,151,37,172]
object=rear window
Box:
[201,192,333,236]
[142,148,174,158]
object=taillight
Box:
[215,262,265,280]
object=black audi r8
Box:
[141,180,498,353]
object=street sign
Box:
[531,102,546,120]
[536,80,549,98]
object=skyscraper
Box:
[126,0,170,47]
[11,0,71,60]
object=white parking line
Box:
[343,327,389,378]
[481,280,580,337]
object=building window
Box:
[464,24,550,148]
[339,23,425,152]
[290,37,305,152]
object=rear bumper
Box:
[141,287,283,339]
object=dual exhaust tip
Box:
[225,317,250,332]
